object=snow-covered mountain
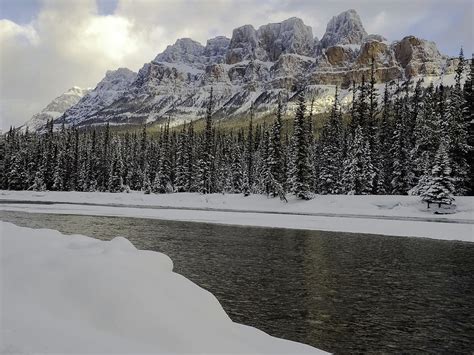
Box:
[39,9,458,130]
[57,68,137,126]
[319,9,368,50]
[22,86,89,131]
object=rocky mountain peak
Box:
[226,17,315,64]
[226,24,261,64]
[102,68,137,86]
[258,17,314,61]
[154,38,205,65]
[204,36,231,64]
[320,9,368,48]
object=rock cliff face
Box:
[393,36,445,77]
[226,17,315,64]
[41,9,455,130]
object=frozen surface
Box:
[1,191,472,241]
[0,221,326,354]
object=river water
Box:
[2,211,473,354]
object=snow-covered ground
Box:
[0,221,326,354]
[0,191,472,242]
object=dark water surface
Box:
[2,211,473,354]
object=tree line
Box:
[1,52,472,204]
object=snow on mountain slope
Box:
[34,9,460,130]
[58,68,137,126]
[21,87,89,131]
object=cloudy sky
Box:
[0,0,472,130]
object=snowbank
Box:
[1,191,472,221]
[1,191,473,241]
[0,222,326,354]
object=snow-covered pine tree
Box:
[174,123,188,192]
[98,123,111,191]
[31,169,46,191]
[341,125,374,195]
[156,119,173,193]
[356,74,369,131]
[446,48,470,195]
[372,83,393,194]
[245,102,254,193]
[70,128,80,191]
[0,128,12,189]
[318,87,344,194]
[367,58,379,151]
[52,124,67,191]
[185,120,196,192]
[410,83,440,195]
[108,137,124,193]
[267,95,285,197]
[306,96,317,191]
[43,119,55,190]
[290,91,312,200]
[29,136,46,191]
[197,88,214,194]
[8,151,24,190]
[77,134,90,191]
[421,141,455,208]
[142,166,151,194]
[231,131,244,193]
[349,80,358,136]
[87,130,99,191]
[464,54,474,195]
[390,85,412,195]
[140,124,148,174]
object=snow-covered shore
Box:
[0,221,326,354]
[1,191,473,241]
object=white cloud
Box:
[0,20,39,45]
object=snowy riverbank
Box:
[0,221,326,354]
[1,191,473,241]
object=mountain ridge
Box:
[29,9,459,130]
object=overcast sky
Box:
[0,0,472,130]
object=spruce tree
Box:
[421,141,455,208]
[108,138,124,192]
[8,152,24,190]
[411,83,440,195]
[290,91,312,199]
[156,119,173,193]
[367,58,379,149]
[245,102,254,193]
[267,95,285,196]
[186,120,196,191]
[446,48,470,194]
[318,87,344,194]
[197,88,214,194]
[342,125,374,195]
[390,86,411,195]
[464,54,474,195]
[175,123,188,192]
